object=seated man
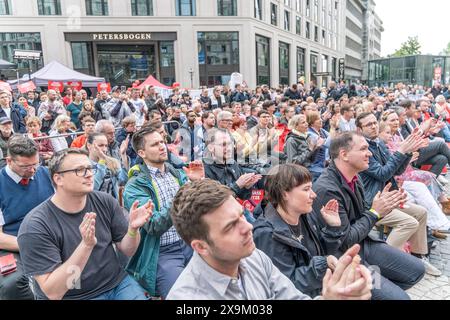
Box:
[0,135,54,300]
[203,128,263,201]
[70,117,96,149]
[312,132,426,300]
[167,179,372,300]
[18,148,152,300]
[356,112,440,275]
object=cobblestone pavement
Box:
[406,179,450,300]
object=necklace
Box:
[288,223,304,243]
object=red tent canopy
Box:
[137,75,171,90]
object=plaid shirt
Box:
[147,165,181,246]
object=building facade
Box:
[344,0,383,83]
[0,0,374,88]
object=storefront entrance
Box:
[97,44,157,86]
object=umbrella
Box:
[0,59,16,69]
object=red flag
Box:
[97,82,111,93]
[67,81,83,91]
[0,81,12,92]
[18,81,36,94]
[48,81,64,92]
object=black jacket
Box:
[246,116,259,130]
[253,202,343,298]
[312,163,383,259]
[203,161,256,200]
[284,132,317,168]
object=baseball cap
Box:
[0,117,12,125]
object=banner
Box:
[338,58,345,81]
[48,81,64,92]
[18,81,36,94]
[67,81,83,91]
[97,82,111,92]
[0,81,12,92]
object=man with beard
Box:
[37,90,66,133]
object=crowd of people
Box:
[1,78,450,300]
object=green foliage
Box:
[392,36,422,57]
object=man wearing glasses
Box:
[18,148,153,300]
[0,135,54,300]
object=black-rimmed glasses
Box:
[56,165,98,177]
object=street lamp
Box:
[188,67,194,89]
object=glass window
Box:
[86,0,108,16]
[321,5,325,26]
[279,42,290,85]
[198,32,239,86]
[285,0,291,6]
[331,57,337,80]
[322,54,328,72]
[160,41,176,86]
[310,53,318,83]
[314,0,318,21]
[314,25,319,42]
[0,0,11,15]
[284,10,290,31]
[271,3,278,26]
[71,42,95,76]
[297,47,306,79]
[296,16,301,35]
[306,21,311,39]
[306,0,310,16]
[254,0,262,19]
[0,33,43,79]
[256,35,270,85]
[131,0,153,16]
[322,29,326,45]
[218,0,237,16]
[296,0,301,12]
[37,0,61,15]
[176,0,196,16]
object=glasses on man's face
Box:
[56,165,98,177]
[362,121,378,128]
[13,160,40,170]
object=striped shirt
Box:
[147,165,181,246]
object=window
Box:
[86,0,109,16]
[296,16,301,35]
[71,42,94,76]
[131,0,153,16]
[322,29,326,45]
[279,42,290,85]
[296,0,301,12]
[332,57,337,80]
[254,0,262,20]
[256,35,270,85]
[321,5,325,26]
[335,1,338,10]
[0,0,11,15]
[314,0,318,22]
[322,54,328,87]
[310,53,318,83]
[218,0,237,16]
[306,21,311,39]
[37,0,61,15]
[334,17,337,32]
[314,25,319,42]
[271,3,278,26]
[0,33,43,78]
[284,10,290,31]
[160,41,176,86]
[176,0,196,16]
[297,47,306,79]
[285,0,291,6]
[306,0,310,16]
[198,32,239,86]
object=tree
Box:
[440,42,450,56]
[391,36,422,57]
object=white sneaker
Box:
[438,176,449,185]
[422,258,442,276]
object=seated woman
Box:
[49,115,74,152]
[378,116,450,235]
[85,132,128,200]
[26,116,53,164]
[231,117,255,163]
[253,164,343,298]
[284,115,324,180]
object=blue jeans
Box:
[91,275,148,300]
[363,240,425,300]
[156,240,193,299]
